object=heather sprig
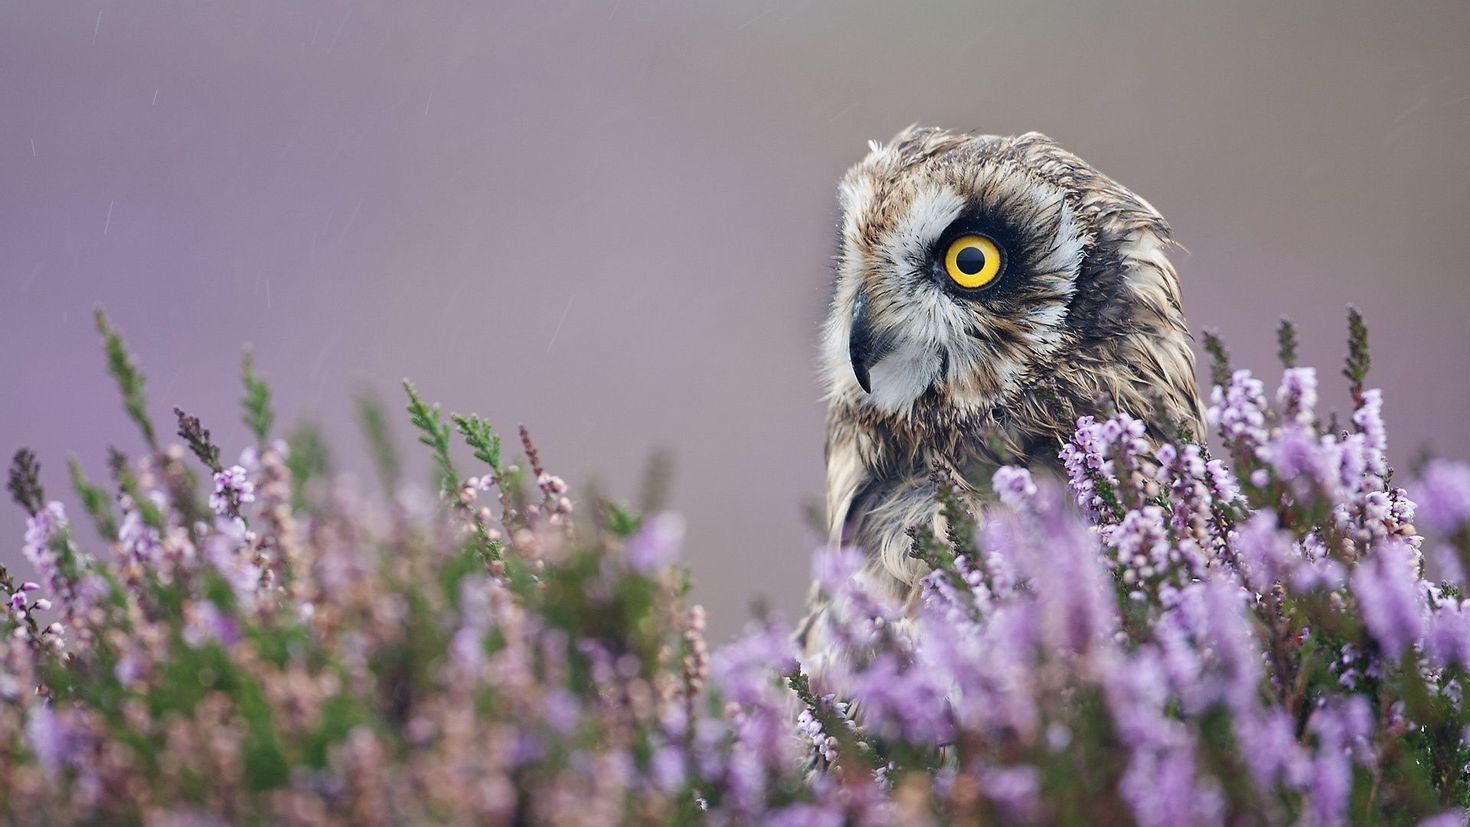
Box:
[1277,315,1299,369]
[173,406,222,473]
[1202,327,1233,392]
[6,448,44,517]
[240,348,275,443]
[402,379,458,495]
[95,308,157,451]
[1344,304,1372,404]
[66,457,117,542]
[452,412,503,480]
[355,389,401,493]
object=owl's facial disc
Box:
[829,140,1088,416]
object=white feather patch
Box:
[877,185,965,270]
[865,343,943,414]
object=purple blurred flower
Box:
[1351,537,1426,659]
[766,804,844,827]
[1427,599,1470,669]
[1230,512,1292,594]
[624,512,685,573]
[20,502,69,592]
[181,600,240,647]
[848,652,951,744]
[1304,697,1374,826]
[24,704,63,779]
[118,495,164,564]
[1415,460,1470,536]
[992,465,1037,508]
[810,545,864,595]
[710,619,796,706]
[983,764,1041,822]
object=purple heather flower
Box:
[181,600,239,647]
[983,765,1041,822]
[766,804,844,827]
[848,651,951,744]
[118,494,165,564]
[991,465,1037,508]
[1061,415,1113,519]
[648,744,686,793]
[1107,505,1176,595]
[1157,442,1214,542]
[1427,599,1470,670]
[795,704,842,764]
[1206,458,1245,504]
[624,512,685,573]
[810,544,864,595]
[539,688,581,735]
[1025,484,1117,653]
[1119,745,1224,827]
[1415,460,1470,536]
[209,464,255,516]
[709,619,796,706]
[1234,706,1312,792]
[1277,366,1319,424]
[1209,369,1269,450]
[1230,512,1293,594]
[21,501,69,591]
[1352,388,1389,478]
[1259,424,1337,499]
[201,518,261,607]
[24,703,63,779]
[1304,697,1374,826]
[1351,537,1427,659]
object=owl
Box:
[798,127,1203,653]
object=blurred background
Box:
[3,0,1468,639]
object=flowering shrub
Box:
[3,309,1470,825]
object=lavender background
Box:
[3,1,1468,638]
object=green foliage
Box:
[1277,316,1299,369]
[451,412,502,476]
[68,456,118,541]
[95,309,158,452]
[1202,327,1233,390]
[356,389,401,493]
[403,379,458,495]
[240,348,276,444]
[285,422,330,510]
[1345,304,1372,402]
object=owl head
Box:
[823,126,1199,437]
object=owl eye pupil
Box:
[943,233,1002,290]
[954,246,986,276]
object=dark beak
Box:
[848,291,888,394]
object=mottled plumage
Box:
[799,127,1203,660]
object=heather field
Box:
[3,310,1470,826]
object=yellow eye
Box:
[943,234,1003,289]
